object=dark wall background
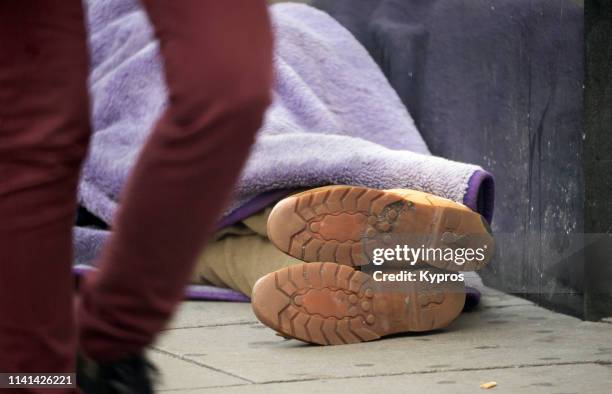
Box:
[585,0,612,319]
[313,0,611,319]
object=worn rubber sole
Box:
[267,185,494,271]
[251,263,466,345]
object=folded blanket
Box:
[75,1,494,301]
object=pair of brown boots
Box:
[251,185,494,345]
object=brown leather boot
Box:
[267,185,494,272]
[251,262,465,345]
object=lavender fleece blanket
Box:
[75,1,494,302]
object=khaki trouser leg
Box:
[192,207,302,296]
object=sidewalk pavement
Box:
[150,286,612,393]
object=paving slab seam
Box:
[163,321,258,331]
[246,360,612,385]
[155,360,612,391]
[158,383,252,392]
[150,348,255,384]
[479,303,534,309]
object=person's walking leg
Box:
[77,0,274,360]
[0,0,91,386]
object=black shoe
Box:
[77,353,157,394]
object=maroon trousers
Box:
[0,0,273,385]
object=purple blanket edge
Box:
[223,171,494,231]
[463,170,494,224]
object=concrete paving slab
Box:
[148,349,246,391]
[478,290,534,308]
[161,364,612,394]
[166,301,256,330]
[154,300,612,384]
[464,273,534,308]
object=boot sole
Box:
[252,263,466,345]
[267,185,494,271]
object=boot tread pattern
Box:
[272,263,379,345]
[269,186,493,272]
[252,263,467,345]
